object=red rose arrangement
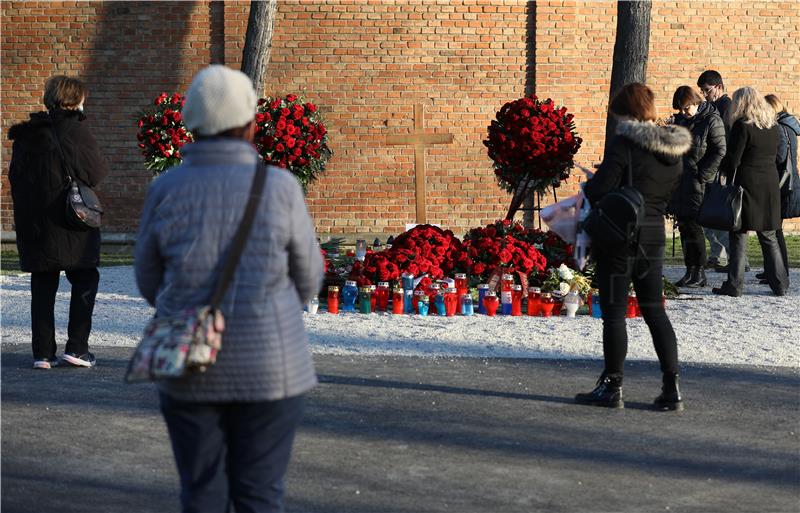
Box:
[136,92,193,175]
[513,227,575,272]
[350,225,469,287]
[462,220,548,285]
[255,94,332,192]
[484,95,582,219]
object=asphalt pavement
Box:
[2,344,798,513]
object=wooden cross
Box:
[385,104,454,224]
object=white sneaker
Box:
[61,352,96,368]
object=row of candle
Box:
[318,281,649,319]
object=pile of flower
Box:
[136,93,193,175]
[512,227,576,271]
[484,95,582,195]
[349,225,468,287]
[255,94,332,191]
[461,220,548,285]
[539,264,592,295]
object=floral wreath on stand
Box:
[484,95,582,220]
[136,93,193,176]
[254,94,332,192]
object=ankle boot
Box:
[674,267,694,287]
[654,372,684,411]
[575,374,624,408]
[685,267,707,288]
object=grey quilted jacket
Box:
[135,139,323,402]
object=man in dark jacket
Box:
[8,75,109,369]
[696,70,748,273]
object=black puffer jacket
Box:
[8,109,109,272]
[584,120,691,246]
[669,102,727,220]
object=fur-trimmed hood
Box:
[616,119,692,164]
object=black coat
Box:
[8,109,109,272]
[776,112,800,218]
[584,120,691,246]
[669,102,727,221]
[721,119,781,231]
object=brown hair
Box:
[764,94,786,114]
[672,86,704,110]
[609,83,657,122]
[43,75,86,111]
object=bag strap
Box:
[48,115,76,183]
[209,163,268,310]
[626,144,633,187]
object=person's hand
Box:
[576,164,595,178]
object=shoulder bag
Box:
[125,163,268,383]
[696,167,743,231]
[50,119,103,230]
[777,123,800,219]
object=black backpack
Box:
[778,123,800,219]
[582,145,646,248]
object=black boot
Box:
[575,374,624,409]
[685,267,707,288]
[674,267,694,287]
[654,373,684,411]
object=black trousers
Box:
[728,230,789,294]
[160,393,305,513]
[678,219,707,268]
[776,228,791,285]
[30,268,99,360]
[594,244,678,377]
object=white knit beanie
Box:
[182,65,257,136]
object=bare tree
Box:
[241,0,277,96]
[604,0,651,152]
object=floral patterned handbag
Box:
[125,163,267,383]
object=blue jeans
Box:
[160,393,305,513]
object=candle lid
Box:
[368,285,376,290]
[414,290,426,296]
[478,283,490,290]
[328,286,339,292]
[541,292,552,298]
[378,282,389,288]
[455,273,466,279]
[393,286,404,293]
[485,291,497,297]
[345,280,357,287]
[528,286,541,293]
[446,287,458,293]
[429,283,440,290]
[512,284,522,290]
[502,273,514,280]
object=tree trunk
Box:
[241,0,277,96]
[604,0,651,153]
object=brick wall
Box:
[2,0,799,239]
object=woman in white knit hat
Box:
[135,65,324,513]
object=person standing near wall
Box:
[8,76,109,369]
[763,94,799,280]
[669,86,727,289]
[712,87,788,297]
[576,83,691,411]
[135,65,324,513]
[696,70,749,273]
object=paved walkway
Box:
[2,344,798,513]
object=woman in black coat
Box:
[764,94,799,281]
[8,76,109,369]
[577,83,691,411]
[669,86,727,288]
[713,87,788,297]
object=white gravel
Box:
[2,265,798,367]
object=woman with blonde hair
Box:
[712,87,788,296]
[762,94,799,283]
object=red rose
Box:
[285,94,297,102]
